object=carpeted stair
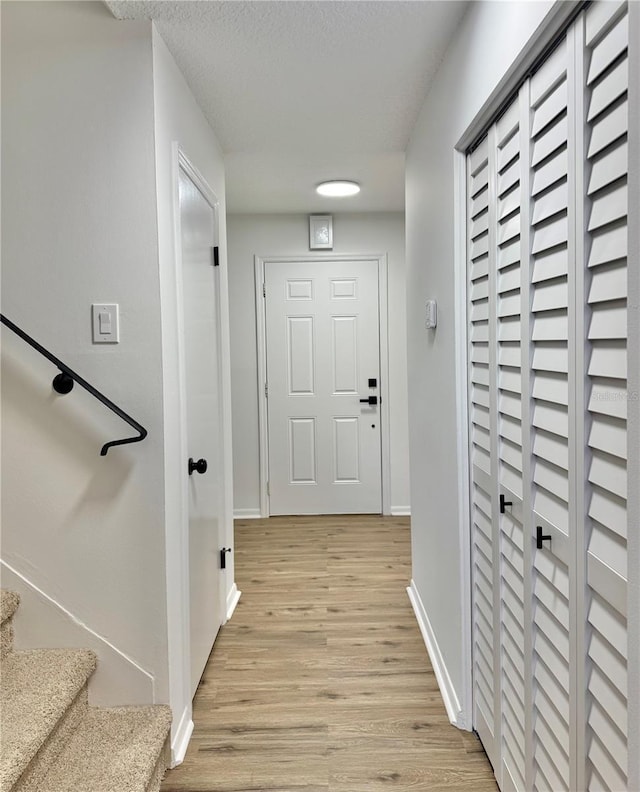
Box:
[0,590,172,792]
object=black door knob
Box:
[359,396,378,405]
[536,525,552,549]
[188,457,208,476]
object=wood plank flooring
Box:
[161,515,498,792]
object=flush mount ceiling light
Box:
[316,180,360,197]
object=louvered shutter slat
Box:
[585,0,627,45]
[589,490,626,541]
[586,12,628,85]
[587,100,628,158]
[499,186,521,220]
[532,147,569,196]
[532,182,569,224]
[532,114,568,166]
[532,248,569,283]
[588,58,628,121]
[588,183,627,231]
[499,238,521,269]
[588,141,628,194]
[588,223,627,269]
[589,262,627,302]
[588,302,626,340]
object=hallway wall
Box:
[227,212,410,517]
[1,1,168,703]
[1,7,233,750]
[405,0,556,724]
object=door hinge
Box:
[213,246,219,267]
[267,480,270,496]
[263,282,266,298]
[220,547,231,569]
[265,382,268,398]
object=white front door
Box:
[265,259,382,515]
[178,166,224,697]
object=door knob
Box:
[188,457,208,476]
[359,396,378,405]
[536,525,552,549]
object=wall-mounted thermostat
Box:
[425,299,437,329]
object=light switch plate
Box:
[92,303,119,343]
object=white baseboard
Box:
[170,707,194,767]
[391,506,411,516]
[407,579,464,728]
[1,560,154,706]
[233,508,263,519]
[226,582,241,620]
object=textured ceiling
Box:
[106,1,468,213]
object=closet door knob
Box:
[536,525,552,549]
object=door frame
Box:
[166,144,231,763]
[254,253,391,517]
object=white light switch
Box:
[92,304,119,343]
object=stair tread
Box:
[40,705,172,792]
[0,590,20,624]
[0,648,96,790]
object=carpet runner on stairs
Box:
[0,589,172,792]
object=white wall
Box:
[151,28,235,762]
[405,1,556,724]
[227,212,410,516]
[1,2,168,702]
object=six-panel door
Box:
[265,259,382,515]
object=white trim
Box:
[178,150,219,209]
[233,508,263,519]
[455,2,583,153]
[407,580,464,728]
[254,253,392,516]
[226,583,242,621]
[169,707,194,768]
[254,256,269,518]
[165,142,194,763]
[452,148,473,731]
[378,255,392,516]
[390,507,411,517]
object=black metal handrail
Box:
[1,313,147,455]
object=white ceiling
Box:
[106,1,468,213]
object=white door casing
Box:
[178,164,224,697]
[255,256,391,516]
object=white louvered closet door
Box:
[467,135,499,770]
[494,98,529,792]
[467,2,631,790]
[582,3,629,790]
[528,36,575,792]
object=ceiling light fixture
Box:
[316,180,360,197]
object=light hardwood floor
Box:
[161,515,498,792]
